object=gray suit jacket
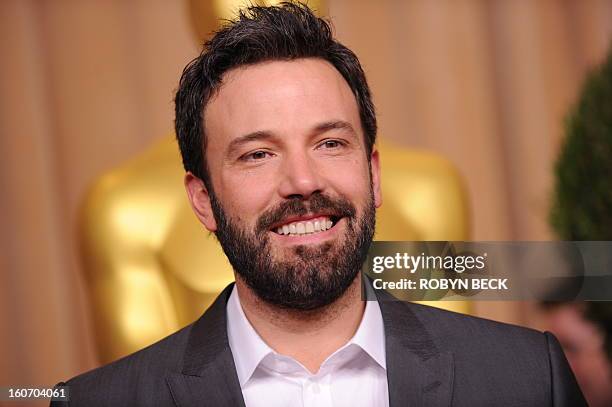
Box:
[52,284,586,406]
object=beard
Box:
[209,188,376,311]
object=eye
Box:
[319,139,345,149]
[241,150,273,162]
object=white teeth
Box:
[274,217,336,236]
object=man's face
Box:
[186,58,382,310]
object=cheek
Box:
[336,174,370,200]
[218,170,277,219]
[325,158,372,200]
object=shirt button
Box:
[310,381,320,394]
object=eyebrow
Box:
[226,120,358,156]
[313,120,357,136]
[226,131,276,157]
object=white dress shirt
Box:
[226,286,389,407]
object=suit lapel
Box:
[166,282,454,407]
[379,297,454,407]
[166,284,246,407]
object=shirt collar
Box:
[349,293,387,370]
[226,285,274,387]
[226,285,387,387]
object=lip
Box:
[269,217,344,246]
[268,212,338,231]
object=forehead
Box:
[203,58,362,144]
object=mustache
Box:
[256,193,356,234]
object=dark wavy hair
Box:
[174,1,376,190]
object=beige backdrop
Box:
[1,0,612,396]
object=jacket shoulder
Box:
[387,301,586,405]
[403,301,545,345]
[59,323,193,406]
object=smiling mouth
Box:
[272,216,341,236]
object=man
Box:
[54,3,585,406]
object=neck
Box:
[234,275,365,374]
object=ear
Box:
[184,172,217,232]
[370,149,382,208]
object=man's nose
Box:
[277,153,325,200]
